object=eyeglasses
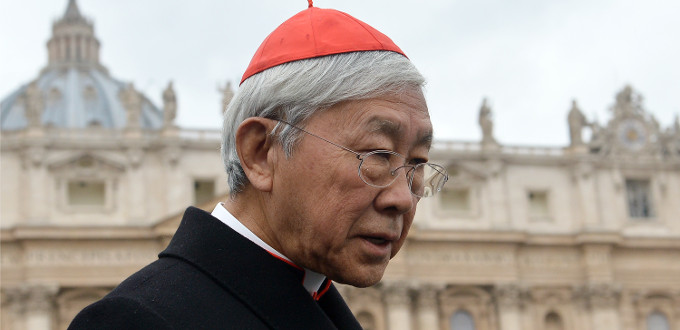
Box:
[276,119,448,198]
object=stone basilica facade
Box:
[1,1,680,330]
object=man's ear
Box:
[234,118,277,192]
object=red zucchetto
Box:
[240,4,406,84]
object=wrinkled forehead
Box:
[321,87,432,147]
[365,116,433,150]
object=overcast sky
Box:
[1,0,678,146]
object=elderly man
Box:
[70,3,447,329]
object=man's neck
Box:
[217,198,328,298]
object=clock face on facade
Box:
[617,119,648,150]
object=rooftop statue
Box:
[120,84,142,129]
[219,81,234,115]
[478,98,497,146]
[612,84,645,117]
[568,100,588,146]
[163,81,177,127]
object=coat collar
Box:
[160,207,361,330]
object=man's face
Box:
[266,87,431,287]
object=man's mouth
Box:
[365,237,389,245]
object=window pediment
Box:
[48,153,125,177]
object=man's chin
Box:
[331,266,387,288]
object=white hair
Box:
[221,51,426,195]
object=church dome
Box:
[0,0,163,131]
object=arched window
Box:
[545,311,564,330]
[647,311,670,330]
[450,310,475,330]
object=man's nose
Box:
[375,168,415,215]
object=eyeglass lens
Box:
[358,151,447,198]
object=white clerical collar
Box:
[211,203,327,297]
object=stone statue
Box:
[568,100,587,146]
[120,83,142,129]
[219,81,234,115]
[669,114,680,156]
[612,85,644,116]
[162,81,177,126]
[24,81,44,128]
[478,98,497,145]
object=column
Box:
[126,143,146,222]
[494,284,522,330]
[583,244,621,330]
[25,284,59,330]
[384,282,412,330]
[415,284,439,330]
[22,145,48,224]
[2,287,27,330]
[574,162,600,229]
[587,284,620,330]
[70,35,77,62]
[486,159,510,228]
[60,36,67,61]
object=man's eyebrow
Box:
[367,117,433,150]
[367,118,401,139]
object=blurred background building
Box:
[1,1,679,329]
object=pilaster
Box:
[494,284,523,330]
[2,286,27,330]
[25,284,59,330]
[586,283,621,330]
[415,284,439,330]
[383,282,412,330]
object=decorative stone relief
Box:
[585,283,621,309]
[416,284,440,309]
[25,246,157,266]
[383,281,412,307]
[409,248,514,267]
[519,249,580,269]
[25,284,59,312]
[528,287,573,305]
[586,85,674,158]
[21,145,46,168]
[126,147,144,168]
[494,284,524,308]
[3,286,28,315]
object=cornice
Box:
[408,229,680,249]
[0,226,160,241]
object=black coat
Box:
[68,207,362,330]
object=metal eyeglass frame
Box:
[275,119,448,198]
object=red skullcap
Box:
[240,5,407,84]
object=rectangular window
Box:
[441,188,471,212]
[626,179,654,218]
[67,181,105,206]
[528,190,550,219]
[194,180,215,205]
